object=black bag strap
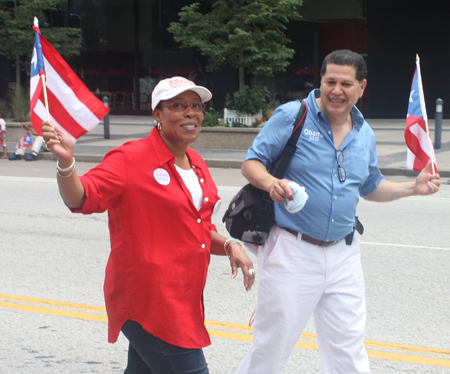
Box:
[273,100,308,179]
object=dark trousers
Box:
[121,320,209,374]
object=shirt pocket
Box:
[348,145,370,185]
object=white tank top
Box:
[175,164,203,211]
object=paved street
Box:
[0,160,449,373]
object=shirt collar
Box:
[148,126,205,169]
[306,88,365,130]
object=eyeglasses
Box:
[159,102,205,112]
[336,150,346,183]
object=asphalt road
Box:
[1,160,449,373]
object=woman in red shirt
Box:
[41,77,255,374]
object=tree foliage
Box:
[225,85,269,115]
[0,0,81,87]
[168,0,303,89]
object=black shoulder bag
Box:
[222,100,308,245]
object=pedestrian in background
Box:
[42,76,255,374]
[0,111,7,159]
[237,50,441,374]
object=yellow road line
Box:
[0,301,108,322]
[0,293,106,313]
[205,319,450,357]
[208,329,319,350]
[207,330,450,368]
[367,350,450,368]
[1,294,449,367]
[364,339,450,357]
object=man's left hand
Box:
[415,159,441,195]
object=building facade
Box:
[1,0,449,118]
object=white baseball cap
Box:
[151,76,212,110]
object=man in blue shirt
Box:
[236,50,441,374]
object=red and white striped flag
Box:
[405,56,438,173]
[15,131,33,151]
[30,18,109,142]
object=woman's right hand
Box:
[41,120,86,208]
[41,121,74,164]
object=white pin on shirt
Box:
[154,168,170,185]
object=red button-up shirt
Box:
[72,127,220,348]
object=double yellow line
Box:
[1,293,449,368]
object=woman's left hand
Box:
[228,243,255,291]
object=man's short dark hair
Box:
[321,50,367,83]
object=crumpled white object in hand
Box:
[284,181,309,214]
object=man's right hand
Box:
[268,178,293,203]
[242,159,294,203]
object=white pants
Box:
[16,135,43,155]
[237,226,370,374]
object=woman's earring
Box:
[157,123,162,131]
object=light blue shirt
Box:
[245,89,385,241]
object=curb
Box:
[202,159,243,169]
[379,167,450,178]
[35,153,242,169]
[7,151,450,178]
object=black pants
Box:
[121,320,209,374]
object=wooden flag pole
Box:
[41,75,50,121]
[34,17,50,122]
[416,54,436,175]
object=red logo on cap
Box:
[168,77,194,89]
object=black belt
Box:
[281,217,363,247]
[281,227,341,247]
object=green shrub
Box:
[202,108,223,127]
[9,86,30,122]
[0,99,10,117]
[225,86,270,115]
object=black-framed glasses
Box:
[336,150,346,183]
[160,102,205,112]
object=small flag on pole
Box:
[405,56,438,174]
[15,131,34,151]
[30,18,110,142]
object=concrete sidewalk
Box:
[3,115,450,178]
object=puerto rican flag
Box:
[405,57,438,173]
[15,131,33,150]
[30,18,109,141]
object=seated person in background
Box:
[9,124,44,161]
